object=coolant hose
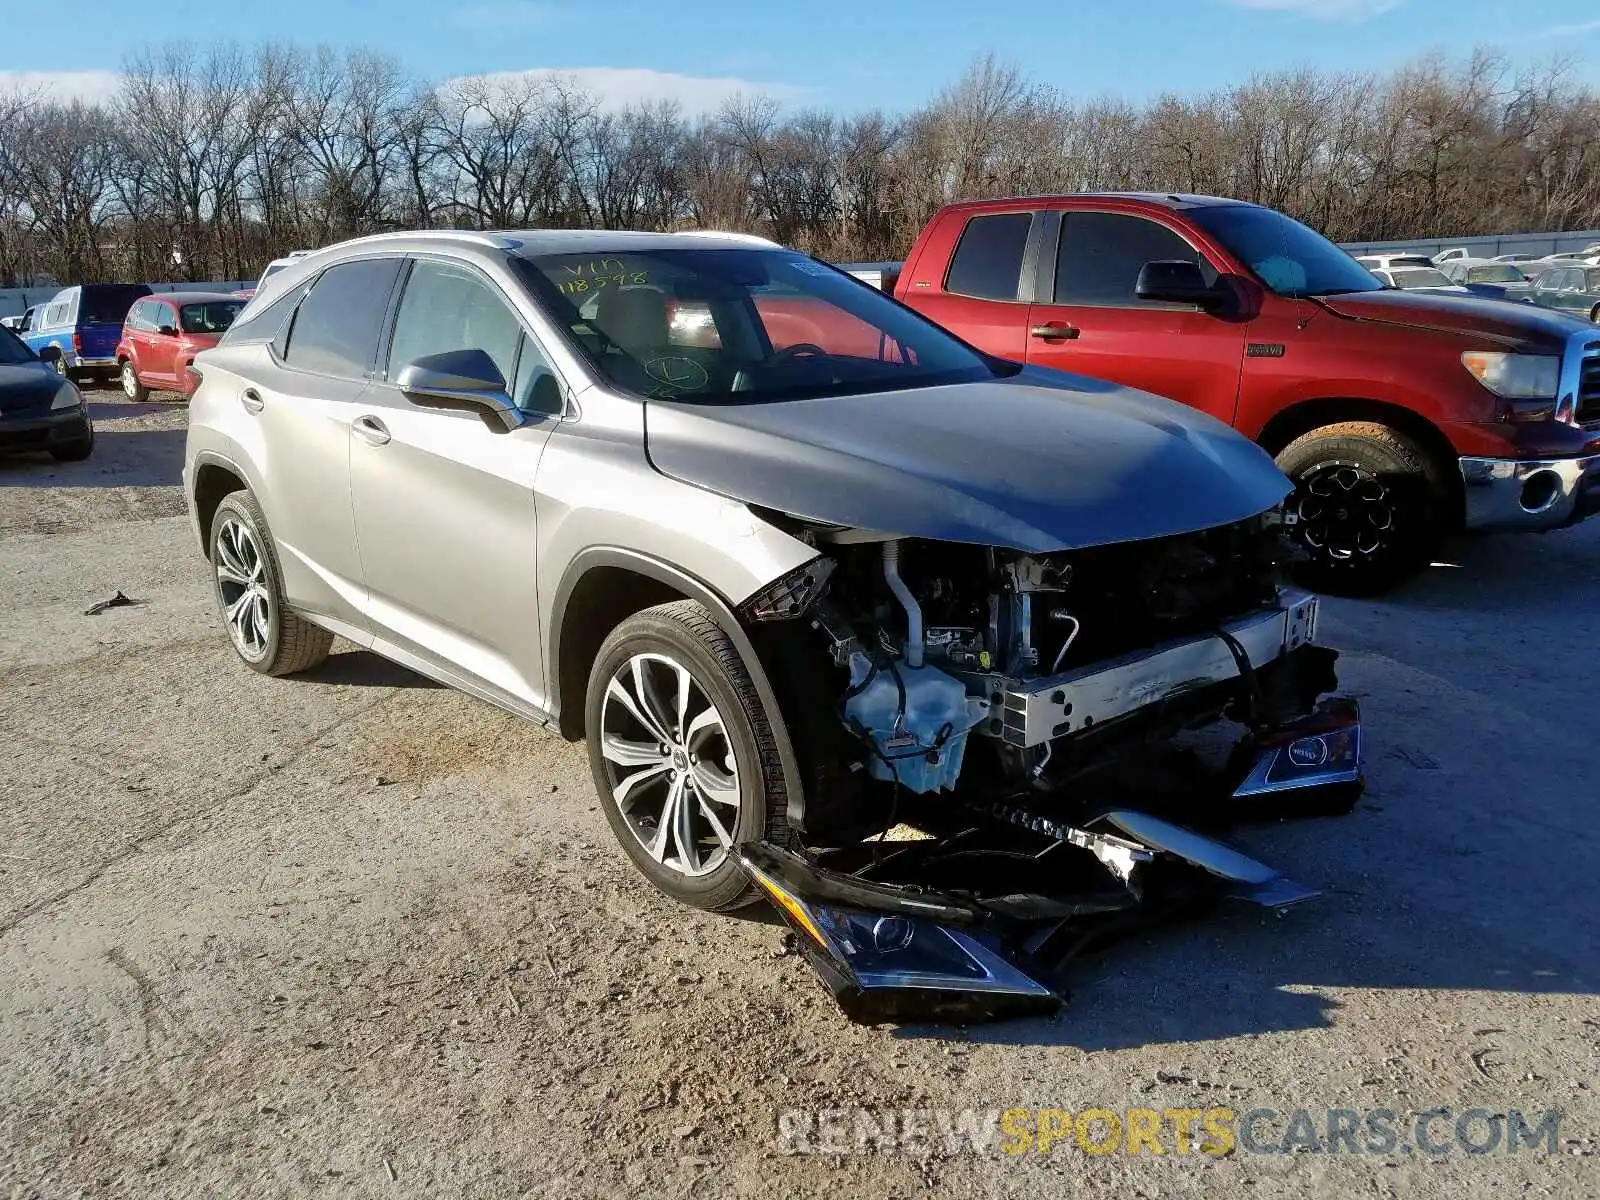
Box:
[882,540,924,668]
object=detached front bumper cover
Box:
[739,699,1364,1026]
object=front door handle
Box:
[1030,322,1080,342]
[240,388,264,413]
[353,414,391,446]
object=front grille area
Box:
[1578,348,1600,426]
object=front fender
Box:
[546,545,810,834]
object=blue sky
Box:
[3,0,1598,114]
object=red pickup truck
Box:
[847,194,1600,593]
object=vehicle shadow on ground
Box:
[303,649,444,690]
[0,426,186,488]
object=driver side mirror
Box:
[396,348,527,432]
[1136,259,1228,309]
[37,344,62,367]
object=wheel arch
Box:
[548,546,807,832]
[191,452,250,557]
[1255,396,1463,522]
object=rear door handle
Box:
[353,414,391,446]
[240,388,264,413]
[1030,322,1079,342]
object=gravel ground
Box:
[2,395,1597,1198]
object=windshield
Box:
[0,325,34,364]
[1466,264,1524,284]
[512,247,1007,402]
[180,300,245,334]
[1189,205,1383,298]
[81,286,151,325]
[1389,268,1454,289]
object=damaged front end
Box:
[738,509,1364,1025]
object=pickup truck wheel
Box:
[585,600,786,912]
[120,360,148,402]
[208,491,333,676]
[1276,421,1442,596]
[1589,305,1600,323]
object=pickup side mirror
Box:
[395,348,526,431]
[1135,259,1227,309]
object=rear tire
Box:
[208,491,332,676]
[1589,305,1600,323]
[584,600,787,912]
[120,360,148,402]
[1276,421,1444,597]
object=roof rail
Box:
[314,229,524,255]
[673,230,784,248]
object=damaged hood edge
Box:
[643,370,1293,553]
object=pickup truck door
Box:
[1023,209,1246,426]
[895,205,1040,362]
[1534,269,1571,310]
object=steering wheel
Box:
[768,342,828,365]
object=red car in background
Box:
[116,291,247,401]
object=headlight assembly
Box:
[50,382,83,410]
[1461,352,1560,421]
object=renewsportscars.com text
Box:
[776,1105,1562,1158]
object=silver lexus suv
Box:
[184,230,1357,992]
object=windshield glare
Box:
[0,326,34,365]
[513,248,1005,402]
[1190,205,1383,298]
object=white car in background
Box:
[1432,247,1471,265]
[1354,253,1435,271]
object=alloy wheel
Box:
[1292,461,1397,564]
[598,652,741,878]
[214,516,273,662]
[122,362,139,398]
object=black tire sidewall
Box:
[209,494,286,673]
[585,610,773,910]
[1278,432,1435,595]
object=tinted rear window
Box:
[81,286,152,324]
[944,213,1032,301]
[282,258,403,379]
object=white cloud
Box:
[443,67,802,116]
[1226,0,1402,20]
[1518,18,1600,41]
[0,69,123,105]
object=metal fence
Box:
[0,280,256,320]
[1337,230,1600,259]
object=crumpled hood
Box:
[1313,289,1588,349]
[0,363,64,413]
[643,369,1293,552]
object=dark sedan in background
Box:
[1511,265,1600,323]
[0,327,93,461]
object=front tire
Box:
[584,600,787,912]
[1277,421,1444,597]
[49,424,94,462]
[120,360,148,402]
[208,491,332,676]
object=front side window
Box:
[180,301,245,335]
[387,259,523,388]
[1189,204,1383,299]
[512,247,1008,404]
[944,213,1033,301]
[0,326,32,364]
[1055,212,1217,305]
[282,257,403,379]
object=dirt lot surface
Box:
[3,395,1598,1198]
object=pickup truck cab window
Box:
[944,213,1033,301]
[1053,211,1217,306]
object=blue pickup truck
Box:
[23,283,153,382]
